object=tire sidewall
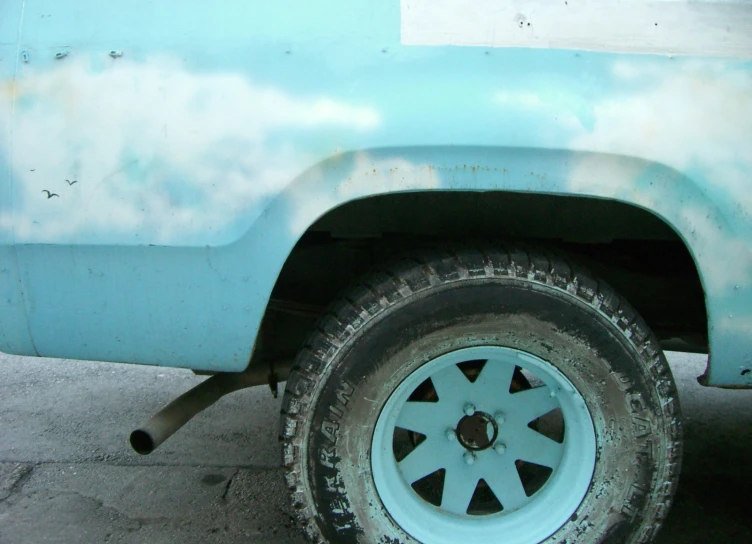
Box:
[301,279,676,544]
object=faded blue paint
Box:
[0,1,751,385]
[0,0,37,356]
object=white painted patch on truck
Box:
[566,61,752,293]
[290,153,442,234]
[401,0,752,58]
[0,56,380,245]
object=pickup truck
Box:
[1,1,750,543]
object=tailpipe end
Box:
[130,429,157,455]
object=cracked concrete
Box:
[0,463,299,544]
[220,468,240,501]
[0,463,33,502]
[0,351,750,543]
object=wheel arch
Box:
[252,145,719,380]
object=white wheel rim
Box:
[371,346,596,544]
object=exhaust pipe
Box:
[130,359,292,455]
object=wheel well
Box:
[252,192,707,366]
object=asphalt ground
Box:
[0,351,750,543]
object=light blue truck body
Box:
[1,0,751,386]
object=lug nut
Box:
[446,429,457,441]
[464,452,476,465]
[494,443,507,454]
[494,412,506,425]
[463,403,476,416]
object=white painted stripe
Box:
[400,0,752,58]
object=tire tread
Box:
[280,245,682,544]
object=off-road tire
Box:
[280,245,682,544]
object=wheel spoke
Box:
[441,466,479,515]
[515,428,564,468]
[396,401,455,436]
[430,364,471,404]
[472,359,516,405]
[484,457,529,511]
[509,385,559,424]
[398,439,448,484]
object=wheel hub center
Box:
[456,411,498,451]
